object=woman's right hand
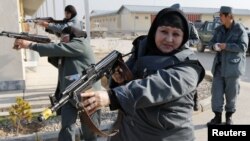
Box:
[112,66,125,84]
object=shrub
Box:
[8,97,32,134]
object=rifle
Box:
[0,31,51,43]
[38,50,133,136]
[23,17,66,24]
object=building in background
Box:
[90,5,250,36]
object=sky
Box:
[87,0,250,11]
[40,0,250,20]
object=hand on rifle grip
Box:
[112,59,133,84]
[112,66,125,84]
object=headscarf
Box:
[64,5,77,21]
[146,8,189,56]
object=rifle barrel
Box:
[0,31,51,43]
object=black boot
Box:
[207,112,222,126]
[193,91,199,111]
[225,112,233,125]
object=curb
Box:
[0,128,81,141]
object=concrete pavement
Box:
[193,81,250,141]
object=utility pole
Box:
[53,0,56,18]
[84,0,90,41]
[63,0,66,8]
[45,0,49,17]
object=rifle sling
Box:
[78,106,120,137]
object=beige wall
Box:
[0,0,25,90]
[120,8,151,34]
[90,8,152,35]
[90,8,250,35]
[131,13,151,32]
[120,13,133,32]
[119,8,133,33]
[90,15,120,32]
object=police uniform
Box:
[207,6,248,125]
[30,37,101,141]
[108,8,205,141]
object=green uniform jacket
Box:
[30,37,98,94]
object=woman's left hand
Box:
[81,91,110,115]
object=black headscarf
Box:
[64,5,77,21]
[146,8,189,56]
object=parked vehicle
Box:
[193,20,204,30]
[196,17,220,52]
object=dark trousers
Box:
[211,65,240,113]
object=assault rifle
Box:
[23,17,66,24]
[0,31,51,43]
[38,50,133,136]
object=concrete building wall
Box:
[120,8,134,33]
[90,15,120,32]
[119,9,151,34]
[106,15,119,31]
[0,0,25,91]
[90,8,250,36]
[131,13,151,34]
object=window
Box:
[145,16,148,19]
[135,16,139,19]
[214,23,220,29]
[206,23,213,31]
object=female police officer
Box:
[82,8,205,141]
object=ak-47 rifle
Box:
[38,50,133,136]
[0,31,51,43]
[23,17,66,24]
[22,17,69,36]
